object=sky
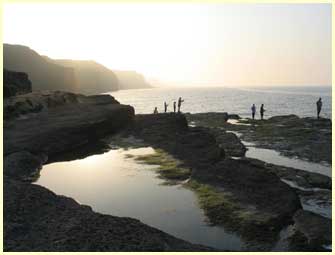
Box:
[3,3,332,87]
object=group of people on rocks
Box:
[154,96,324,120]
[153,97,185,114]
[251,104,266,120]
[250,98,323,120]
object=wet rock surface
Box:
[4,93,214,251]
[128,113,330,250]
[288,209,331,251]
[120,113,303,247]
[193,158,302,243]
[127,113,223,169]
[208,127,246,157]
[240,157,331,190]
[187,113,331,164]
[4,178,212,251]
[5,104,331,251]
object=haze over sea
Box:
[110,86,332,119]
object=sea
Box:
[109,86,332,119]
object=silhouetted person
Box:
[164,102,169,113]
[316,98,322,119]
[173,101,176,113]
[153,107,158,114]
[178,97,184,113]
[260,104,265,120]
[251,104,256,120]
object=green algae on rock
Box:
[134,149,191,180]
[187,113,331,164]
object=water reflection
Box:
[229,131,331,177]
[246,146,331,177]
[35,147,244,251]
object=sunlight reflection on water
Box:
[35,147,244,251]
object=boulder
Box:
[192,158,302,234]
[131,114,223,168]
[289,209,331,251]
[209,128,246,157]
[228,114,241,120]
[4,151,47,181]
[3,69,32,97]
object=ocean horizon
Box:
[110,86,332,119]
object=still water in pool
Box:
[35,147,246,250]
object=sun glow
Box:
[3,3,331,87]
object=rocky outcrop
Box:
[192,158,301,240]
[4,91,80,120]
[121,113,302,245]
[4,177,212,251]
[4,44,78,92]
[3,90,120,120]
[289,209,331,251]
[187,113,332,164]
[208,128,246,157]
[4,93,133,158]
[243,157,331,190]
[186,112,229,124]
[129,114,223,168]
[4,92,214,251]
[3,69,32,97]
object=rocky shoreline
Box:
[186,112,331,164]
[4,91,213,251]
[116,113,331,251]
[4,90,332,251]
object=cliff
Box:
[114,70,151,90]
[48,59,119,94]
[3,44,78,92]
[4,44,151,94]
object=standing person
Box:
[251,104,256,120]
[164,102,169,113]
[260,104,265,120]
[177,97,184,113]
[153,107,158,114]
[316,98,322,119]
[173,101,176,113]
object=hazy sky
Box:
[3,3,332,87]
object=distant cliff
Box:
[48,59,119,95]
[4,43,151,94]
[3,69,32,98]
[3,44,78,92]
[114,70,151,90]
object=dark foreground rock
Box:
[207,127,246,157]
[122,113,302,246]
[288,209,331,251]
[4,92,132,157]
[4,178,212,252]
[4,69,32,98]
[239,157,332,190]
[129,113,224,169]
[193,158,301,242]
[4,93,213,251]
